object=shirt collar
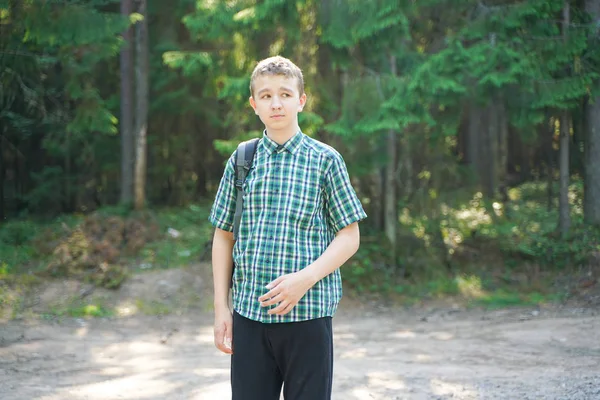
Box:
[262,131,304,155]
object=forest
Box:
[1,0,600,305]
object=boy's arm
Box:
[302,221,360,283]
[258,222,360,315]
[212,227,235,354]
[209,153,237,354]
[212,227,234,310]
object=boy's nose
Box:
[271,96,282,109]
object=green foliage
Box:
[21,2,127,47]
[135,299,171,316]
[138,204,214,270]
[0,220,41,273]
[2,0,600,311]
[458,181,600,268]
[321,0,410,49]
[342,235,395,294]
[1,0,127,214]
[475,290,560,310]
[46,299,114,319]
[344,178,596,305]
[0,220,38,246]
[0,269,41,320]
[163,51,214,77]
[0,205,214,282]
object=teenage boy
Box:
[209,55,367,400]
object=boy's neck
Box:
[265,126,299,145]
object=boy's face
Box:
[249,74,306,135]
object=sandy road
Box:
[1,303,599,400]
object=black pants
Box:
[231,311,333,400]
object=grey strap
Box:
[233,143,247,240]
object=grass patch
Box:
[473,290,561,310]
[0,266,42,320]
[131,203,214,270]
[135,299,172,316]
[0,203,214,277]
[44,299,115,319]
[385,274,564,309]
[64,303,114,318]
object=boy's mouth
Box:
[271,114,285,118]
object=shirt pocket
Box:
[287,180,323,228]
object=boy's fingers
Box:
[260,293,283,307]
[265,275,285,290]
[217,342,233,354]
[214,323,233,354]
[273,302,293,316]
[224,334,233,353]
[267,300,290,315]
[215,335,233,354]
[214,331,225,352]
[258,286,282,302]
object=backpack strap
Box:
[233,138,259,240]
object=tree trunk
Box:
[486,103,498,197]
[134,0,149,210]
[398,127,413,199]
[559,111,571,236]
[559,3,571,237]
[544,117,554,211]
[385,55,398,265]
[497,101,508,187]
[120,0,134,205]
[0,132,4,220]
[466,104,480,167]
[584,0,600,226]
[371,158,384,231]
[65,130,71,212]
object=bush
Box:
[0,220,38,246]
[44,212,160,288]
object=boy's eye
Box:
[262,94,271,99]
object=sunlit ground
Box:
[1,307,599,400]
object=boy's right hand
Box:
[214,308,233,354]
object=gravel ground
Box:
[1,302,599,399]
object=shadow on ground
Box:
[1,301,599,400]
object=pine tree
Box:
[0,0,128,214]
[584,0,600,226]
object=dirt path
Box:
[1,302,599,400]
[1,267,600,399]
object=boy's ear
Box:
[249,96,258,114]
[298,93,307,111]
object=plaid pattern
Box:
[209,131,367,323]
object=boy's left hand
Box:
[258,271,316,315]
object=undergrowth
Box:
[344,179,600,307]
[0,203,214,289]
[1,180,598,313]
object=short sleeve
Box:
[208,153,237,232]
[323,153,367,233]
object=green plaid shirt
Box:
[209,131,366,323]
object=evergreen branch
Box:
[477,1,536,13]
[0,50,46,58]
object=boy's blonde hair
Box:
[249,56,304,97]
